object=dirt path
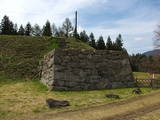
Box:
[102,102,160,120]
[27,91,160,120]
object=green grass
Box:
[0,72,159,120]
[133,72,160,79]
[66,37,94,50]
[0,35,93,79]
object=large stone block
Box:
[40,49,135,91]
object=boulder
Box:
[105,94,120,99]
[132,88,142,94]
[46,99,70,108]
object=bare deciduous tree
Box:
[154,24,160,48]
[62,18,73,37]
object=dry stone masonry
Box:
[40,49,135,91]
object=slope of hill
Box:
[143,49,160,56]
[0,35,93,79]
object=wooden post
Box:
[135,78,138,87]
[151,79,153,89]
[152,73,155,79]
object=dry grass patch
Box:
[46,91,160,120]
[0,73,158,120]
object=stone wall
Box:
[40,49,135,91]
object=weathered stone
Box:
[46,99,70,108]
[105,94,120,99]
[132,88,142,94]
[40,49,135,91]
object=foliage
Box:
[97,36,106,50]
[18,25,25,35]
[42,20,52,36]
[106,34,125,51]
[106,36,113,50]
[115,34,123,50]
[0,15,126,52]
[61,18,73,37]
[0,15,15,35]
[32,24,42,36]
[79,30,89,43]
[25,22,32,36]
[129,54,160,73]
[89,32,96,49]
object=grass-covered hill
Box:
[0,35,93,79]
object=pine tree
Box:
[0,15,14,35]
[97,36,106,50]
[115,34,123,50]
[73,32,80,39]
[62,18,73,37]
[18,25,25,35]
[89,32,96,49]
[42,20,52,36]
[106,36,113,50]
[32,24,42,36]
[9,21,14,35]
[111,42,118,50]
[25,22,32,36]
[79,30,89,43]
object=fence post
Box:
[135,78,138,87]
[151,79,153,89]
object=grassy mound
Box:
[0,35,93,79]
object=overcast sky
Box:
[0,0,160,54]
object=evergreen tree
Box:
[79,30,89,43]
[25,22,32,36]
[89,32,96,49]
[62,18,73,37]
[9,21,14,35]
[75,32,80,39]
[73,32,79,39]
[18,25,25,35]
[97,36,106,50]
[42,20,52,36]
[0,15,14,35]
[115,34,123,50]
[32,24,42,36]
[106,36,113,50]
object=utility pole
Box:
[74,11,78,37]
